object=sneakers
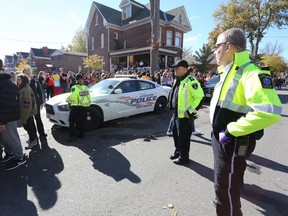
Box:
[0,153,14,163]
[192,129,202,135]
[166,131,173,136]
[4,157,27,171]
[25,139,38,149]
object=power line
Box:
[0,37,70,44]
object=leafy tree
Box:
[16,59,30,72]
[83,54,103,72]
[67,26,87,53]
[209,0,288,58]
[261,54,287,76]
[192,44,215,73]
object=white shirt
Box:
[209,61,233,124]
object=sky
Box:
[1,0,288,63]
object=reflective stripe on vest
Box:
[78,85,91,107]
[217,62,252,114]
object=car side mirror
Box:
[114,88,123,94]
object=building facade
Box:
[84,0,192,72]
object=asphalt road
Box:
[1,89,288,216]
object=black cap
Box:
[75,74,83,81]
[171,60,189,68]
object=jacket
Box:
[19,84,38,124]
[0,73,20,124]
[210,50,282,140]
[66,84,91,107]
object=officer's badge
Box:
[192,83,198,90]
[258,74,273,89]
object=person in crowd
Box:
[59,68,69,93]
[67,71,76,89]
[210,28,282,216]
[52,71,62,96]
[23,68,47,142]
[168,59,204,165]
[141,72,151,80]
[152,71,161,84]
[161,70,174,87]
[45,72,54,99]
[16,73,38,149]
[66,74,91,142]
[38,71,47,101]
[0,60,26,170]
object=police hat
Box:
[75,74,83,81]
[171,60,189,68]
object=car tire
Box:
[85,106,103,130]
[154,97,167,114]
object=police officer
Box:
[66,74,91,142]
[168,59,204,165]
[210,28,282,216]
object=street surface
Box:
[1,89,288,216]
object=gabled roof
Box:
[18,52,29,59]
[85,1,191,33]
[50,49,88,57]
[30,47,55,58]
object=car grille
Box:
[45,104,55,115]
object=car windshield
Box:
[89,79,120,94]
[206,75,219,85]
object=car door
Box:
[109,80,141,119]
[136,80,158,113]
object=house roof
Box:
[50,49,88,57]
[30,47,55,58]
[85,1,191,32]
[18,52,29,58]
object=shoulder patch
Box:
[258,74,273,89]
[192,83,198,90]
[71,87,76,92]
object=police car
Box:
[45,76,171,130]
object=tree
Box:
[16,59,30,72]
[209,0,288,58]
[192,44,215,73]
[83,55,103,72]
[260,41,284,56]
[67,26,88,53]
[261,54,287,76]
[182,47,194,64]
[149,0,160,76]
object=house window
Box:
[91,36,95,50]
[122,5,131,19]
[166,31,172,46]
[101,33,104,48]
[124,40,127,49]
[95,13,99,26]
[114,32,118,40]
[175,32,182,47]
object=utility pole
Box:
[149,0,160,77]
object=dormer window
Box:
[122,5,131,19]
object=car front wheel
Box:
[85,106,103,130]
[154,97,167,114]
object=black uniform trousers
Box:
[172,114,193,160]
[69,106,87,138]
[211,133,256,216]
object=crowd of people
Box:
[0,27,285,216]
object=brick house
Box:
[50,49,88,73]
[27,47,55,72]
[84,0,192,72]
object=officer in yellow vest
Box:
[168,59,204,165]
[210,28,282,216]
[66,74,91,141]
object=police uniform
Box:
[66,74,91,139]
[210,50,282,215]
[169,69,204,164]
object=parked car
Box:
[45,76,171,130]
[202,75,219,100]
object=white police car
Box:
[45,76,171,130]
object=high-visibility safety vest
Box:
[176,75,204,118]
[211,50,282,137]
[66,84,91,107]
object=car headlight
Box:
[57,104,70,111]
